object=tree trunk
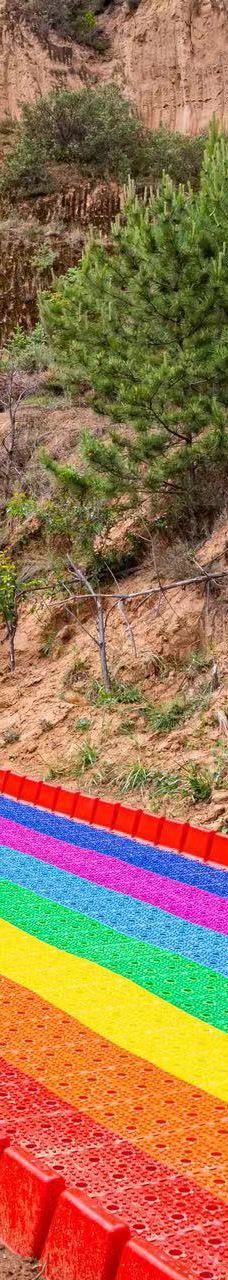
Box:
[6,621,15,672]
[96,599,111,692]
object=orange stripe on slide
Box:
[0,975,227,1203]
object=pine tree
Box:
[40,122,228,539]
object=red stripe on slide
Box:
[0,1056,227,1280]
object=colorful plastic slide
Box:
[0,770,227,1280]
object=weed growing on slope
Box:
[184,765,212,803]
[76,742,97,772]
[92,680,142,708]
[121,763,153,792]
[144,699,187,734]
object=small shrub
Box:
[77,741,97,771]
[185,765,212,803]
[213,748,228,788]
[92,679,142,707]
[187,647,213,674]
[119,719,135,735]
[74,716,91,731]
[6,492,35,522]
[40,632,55,656]
[0,137,51,197]
[151,770,181,798]
[145,699,186,734]
[116,683,142,705]
[2,726,20,743]
[121,762,152,791]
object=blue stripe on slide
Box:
[0,845,227,976]
[0,796,227,897]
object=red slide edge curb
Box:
[0,1138,192,1280]
[0,766,227,868]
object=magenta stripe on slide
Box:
[0,814,227,933]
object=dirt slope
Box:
[0,0,228,133]
[0,400,227,831]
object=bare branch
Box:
[54,570,228,603]
[67,557,97,603]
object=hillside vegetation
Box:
[0,107,228,829]
[0,86,205,197]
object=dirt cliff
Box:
[0,179,120,339]
[0,0,228,134]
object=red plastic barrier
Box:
[0,1146,64,1258]
[0,1141,193,1280]
[181,824,212,861]
[116,1237,191,1280]
[55,787,79,818]
[96,799,119,831]
[76,793,98,824]
[209,830,228,868]
[0,768,227,869]
[20,778,43,806]
[136,812,163,843]
[158,819,188,853]
[112,804,140,837]
[41,1187,129,1280]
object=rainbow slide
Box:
[0,771,227,1280]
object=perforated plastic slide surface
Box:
[0,770,227,1280]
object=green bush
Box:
[0,136,51,196]
[144,126,205,189]
[4,87,151,184]
[5,0,109,48]
[0,85,206,198]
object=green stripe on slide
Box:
[0,877,227,1032]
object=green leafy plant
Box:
[0,554,17,671]
[121,762,152,791]
[6,491,36,521]
[145,698,187,734]
[5,0,109,46]
[91,680,142,706]
[212,748,228,788]
[1,86,152,195]
[119,719,136,735]
[76,741,97,772]
[185,765,212,803]
[74,717,91,731]
[40,632,55,657]
[151,770,181,798]
[1,85,205,199]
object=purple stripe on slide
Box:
[0,814,227,933]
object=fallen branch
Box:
[58,570,228,603]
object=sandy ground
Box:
[0,1248,40,1278]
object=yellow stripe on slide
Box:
[0,917,227,1102]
